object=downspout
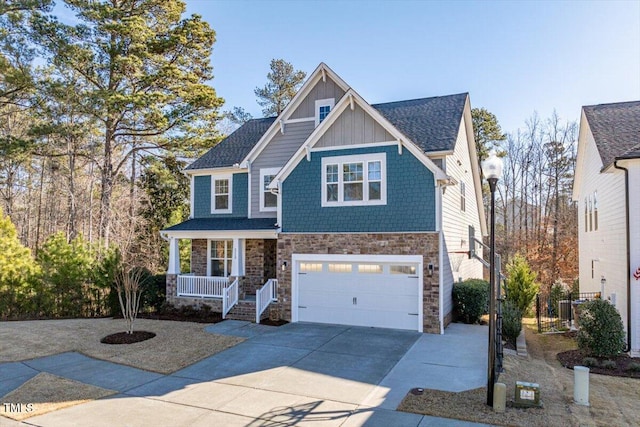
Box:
[613,160,632,352]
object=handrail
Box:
[177,275,228,298]
[222,278,239,319]
[256,278,278,324]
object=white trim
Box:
[437,185,444,334]
[247,161,252,219]
[321,152,387,207]
[207,239,234,277]
[284,117,315,124]
[185,166,246,176]
[211,174,232,214]
[291,253,423,332]
[315,98,335,127]
[189,175,194,219]
[271,88,448,188]
[461,98,488,236]
[259,167,280,212]
[311,140,399,153]
[162,230,278,240]
[242,63,351,164]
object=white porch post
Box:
[231,238,245,276]
[167,237,181,275]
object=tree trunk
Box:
[67,138,77,241]
[99,128,114,249]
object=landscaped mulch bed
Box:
[137,311,223,323]
[557,349,640,378]
[100,331,156,344]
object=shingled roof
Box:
[185,117,276,170]
[186,93,468,171]
[583,101,640,168]
[372,93,468,153]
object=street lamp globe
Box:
[481,151,504,181]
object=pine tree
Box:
[254,59,306,116]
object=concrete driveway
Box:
[5,321,489,427]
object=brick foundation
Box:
[275,233,441,333]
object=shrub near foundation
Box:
[501,301,522,348]
[452,279,489,324]
[577,299,625,357]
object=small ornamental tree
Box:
[577,299,625,357]
[505,254,539,316]
[115,265,146,335]
[502,301,522,348]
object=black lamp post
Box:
[481,151,503,407]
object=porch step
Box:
[225,299,269,322]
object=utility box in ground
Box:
[514,381,541,407]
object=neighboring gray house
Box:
[573,100,640,355]
[161,63,485,334]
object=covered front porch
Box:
[161,218,279,322]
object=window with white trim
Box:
[315,98,335,127]
[460,181,466,212]
[209,240,233,277]
[211,175,232,213]
[584,197,588,232]
[593,191,598,231]
[321,153,387,207]
[588,195,592,231]
[259,168,279,212]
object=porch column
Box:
[167,237,181,275]
[231,238,245,276]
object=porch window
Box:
[209,240,233,277]
[260,168,279,212]
[321,153,387,207]
[212,175,232,214]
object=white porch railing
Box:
[256,279,278,324]
[222,278,239,319]
[177,275,228,298]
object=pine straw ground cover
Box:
[0,318,244,421]
[0,318,244,374]
[398,320,640,427]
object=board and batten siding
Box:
[281,145,436,233]
[576,118,627,330]
[193,173,248,218]
[250,121,315,218]
[289,76,346,120]
[315,103,394,148]
[440,116,484,319]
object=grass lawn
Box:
[398,319,640,427]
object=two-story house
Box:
[572,100,640,355]
[161,63,485,334]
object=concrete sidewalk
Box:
[2,322,492,427]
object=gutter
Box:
[613,160,632,352]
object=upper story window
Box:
[321,153,387,207]
[315,98,335,127]
[460,181,466,212]
[211,175,232,214]
[260,168,279,212]
[584,197,588,232]
[588,195,593,231]
[593,191,598,231]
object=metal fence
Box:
[535,291,601,333]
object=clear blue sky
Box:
[184,0,640,135]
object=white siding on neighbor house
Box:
[439,115,484,319]
[315,103,394,148]
[251,121,315,218]
[575,122,627,333]
[289,76,346,120]
[627,160,640,355]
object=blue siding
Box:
[193,173,248,218]
[282,146,436,232]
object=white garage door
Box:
[294,255,422,331]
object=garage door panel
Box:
[296,258,421,331]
